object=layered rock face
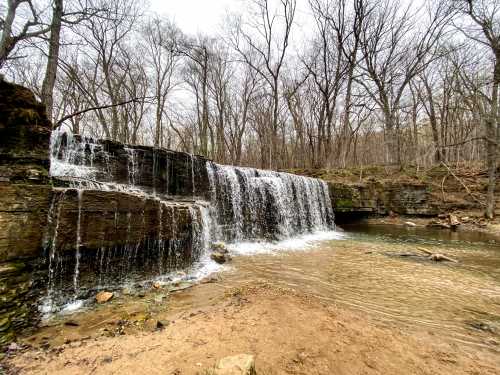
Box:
[0,79,52,345]
[51,133,210,199]
[44,188,204,307]
[329,181,438,218]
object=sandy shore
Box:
[3,283,499,375]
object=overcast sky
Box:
[149,0,242,35]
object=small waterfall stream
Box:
[43,131,335,314]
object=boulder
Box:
[211,354,257,375]
[211,252,228,264]
[212,241,229,254]
[95,291,113,304]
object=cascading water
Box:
[205,162,334,242]
[43,130,335,315]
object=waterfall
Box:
[73,189,83,297]
[43,131,335,314]
[206,162,334,242]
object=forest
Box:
[1,0,499,215]
[2,2,500,374]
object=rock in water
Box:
[404,221,417,227]
[95,291,113,304]
[211,252,228,264]
[212,241,229,254]
[212,354,256,375]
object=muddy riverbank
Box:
[3,283,499,375]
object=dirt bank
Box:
[3,283,499,375]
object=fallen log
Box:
[417,247,458,263]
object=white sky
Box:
[149,0,242,35]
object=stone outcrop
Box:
[44,187,203,297]
[52,134,210,199]
[0,79,52,345]
[329,180,438,218]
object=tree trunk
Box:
[0,0,19,69]
[41,0,63,123]
[485,58,499,219]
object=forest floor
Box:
[3,282,499,375]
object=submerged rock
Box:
[210,354,257,375]
[95,291,113,304]
[466,321,496,333]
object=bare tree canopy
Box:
[1,0,499,216]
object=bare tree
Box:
[229,0,297,169]
[453,0,500,218]
[0,0,50,69]
[142,16,180,148]
[358,0,449,165]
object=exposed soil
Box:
[3,283,499,375]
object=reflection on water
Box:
[223,224,500,347]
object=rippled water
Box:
[222,225,500,347]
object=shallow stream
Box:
[222,224,500,347]
[30,225,500,351]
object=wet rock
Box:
[169,281,194,292]
[212,241,229,254]
[95,291,114,304]
[153,281,162,289]
[211,354,257,375]
[404,221,417,227]
[211,252,230,264]
[201,275,220,284]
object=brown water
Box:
[221,225,500,348]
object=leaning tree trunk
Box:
[41,0,63,123]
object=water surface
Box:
[222,224,500,348]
